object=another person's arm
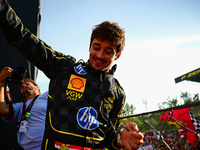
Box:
[0,67,12,118]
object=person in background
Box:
[0,67,48,150]
[0,1,144,149]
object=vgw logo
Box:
[77,107,99,130]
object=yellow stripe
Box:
[44,45,76,63]
[45,139,48,150]
[49,111,104,141]
[48,94,52,99]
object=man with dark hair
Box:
[0,1,144,149]
[0,67,48,150]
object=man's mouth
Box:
[94,58,106,65]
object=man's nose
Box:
[97,50,104,58]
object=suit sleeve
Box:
[103,83,126,149]
[0,0,75,78]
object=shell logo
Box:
[70,77,84,90]
[67,74,87,93]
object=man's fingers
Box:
[1,67,12,73]
[131,132,144,139]
[125,142,140,150]
[126,123,138,132]
[0,67,12,83]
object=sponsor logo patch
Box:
[77,107,99,130]
[55,141,91,150]
[55,141,70,149]
[67,74,86,93]
[74,64,87,75]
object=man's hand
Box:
[120,122,144,150]
[0,67,12,84]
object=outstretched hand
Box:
[120,122,144,150]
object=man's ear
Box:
[115,52,121,60]
[37,86,40,93]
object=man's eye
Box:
[107,52,111,54]
[93,47,100,51]
[105,50,113,55]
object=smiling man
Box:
[0,1,144,149]
[89,38,121,72]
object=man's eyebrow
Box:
[92,43,100,46]
[93,42,114,51]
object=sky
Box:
[36,0,200,114]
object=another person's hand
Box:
[0,67,12,84]
[120,122,144,150]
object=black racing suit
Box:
[0,1,126,149]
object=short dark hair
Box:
[90,21,125,54]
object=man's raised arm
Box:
[0,67,12,118]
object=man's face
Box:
[20,81,39,96]
[89,38,121,72]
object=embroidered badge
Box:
[67,74,86,93]
[77,107,99,130]
[54,141,70,149]
[74,64,87,75]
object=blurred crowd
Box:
[143,134,189,150]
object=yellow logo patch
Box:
[67,74,86,93]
